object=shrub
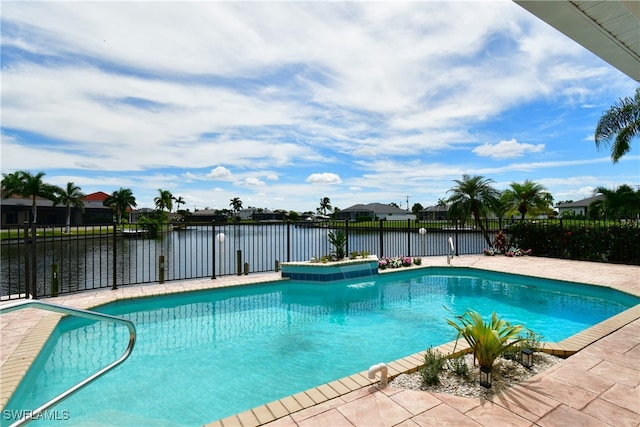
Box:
[448,354,470,379]
[493,230,508,252]
[446,309,524,372]
[506,220,640,264]
[421,348,446,386]
[502,330,544,361]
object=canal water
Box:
[1,224,488,297]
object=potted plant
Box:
[446,309,524,388]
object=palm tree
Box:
[103,188,137,225]
[446,175,500,246]
[173,195,185,213]
[595,87,640,163]
[593,184,639,219]
[1,170,61,223]
[318,197,332,216]
[154,189,173,213]
[54,182,85,233]
[229,197,243,214]
[501,180,551,220]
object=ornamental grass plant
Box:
[446,310,524,375]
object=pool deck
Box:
[1,255,639,426]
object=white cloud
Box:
[245,177,265,186]
[306,172,342,185]
[1,1,635,212]
[473,139,545,160]
[206,166,232,180]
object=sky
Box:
[1,1,638,214]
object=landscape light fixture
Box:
[479,366,492,388]
[521,348,534,369]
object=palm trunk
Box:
[31,196,37,224]
[65,204,71,234]
[473,211,492,247]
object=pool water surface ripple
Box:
[5,267,638,426]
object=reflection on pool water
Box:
[6,267,639,426]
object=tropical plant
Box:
[493,230,508,252]
[173,195,185,213]
[446,175,500,246]
[103,187,137,225]
[229,197,243,215]
[501,180,551,220]
[327,230,347,260]
[1,170,61,223]
[154,189,173,223]
[446,310,524,382]
[595,87,639,163]
[592,184,640,219]
[412,202,424,216]
[318,197,332,216]
[138,211,163,238]
[54,182,85,233]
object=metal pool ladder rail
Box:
[0,300,136,426]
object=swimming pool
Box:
[5,267,639,426]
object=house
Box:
[419,205,449,220]
[0,191,113,228]
[252,209,285,222]
[556,195,604,218]
[82,191,116,224]
[337,203,415,221]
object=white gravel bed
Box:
[388,352,562,399]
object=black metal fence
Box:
[1,219,491,300]
[1,218,638,300]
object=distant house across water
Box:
[418,205,450,220]
[337,203,415,221]
[1,191,113,228]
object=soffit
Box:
[514,0,640,81]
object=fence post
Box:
[112,222,118,290]
[379,219,384,258]
[51,264,59,297]
[407,219,411,256]
[345,220,349,256]
[23,222,30,299]
[159,255,165,284]
[237,250,242,276]
[559,218,564,258]
[286,221,291,262]
[211,221,217,279]
[454,219,460,257]
[30,221,37,299]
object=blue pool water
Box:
[5,267,639,426]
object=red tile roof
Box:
[83,191,110,202]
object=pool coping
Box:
[1,255,639,423]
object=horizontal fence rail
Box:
[1,218,638,300]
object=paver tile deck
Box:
[1,256,638,426]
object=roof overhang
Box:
[514,1,640,81]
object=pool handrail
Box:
[0,300,136,427]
